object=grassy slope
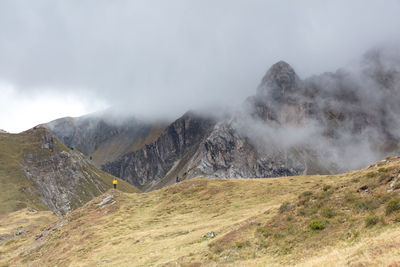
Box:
[0,132,49,214]
[1,157,400,266]
[0,130,138,216]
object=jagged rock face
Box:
[104,113,307,191]
[257,61,301,104]
[187,120,305,179]
[102,112,216,188]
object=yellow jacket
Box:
[113,179,118,185]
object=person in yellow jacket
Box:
[113,178,118,189]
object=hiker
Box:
[176,177,180,183]
[113,178,118,189]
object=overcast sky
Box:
[1,0,400,132]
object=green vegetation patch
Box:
[309,219,327,231]
[386,199,400,215]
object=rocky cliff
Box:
[0,127,137,216]
[102,112,216,189]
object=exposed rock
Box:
[97,194,114,207]
[357,185,369,192]
[203,231,216,239]
[102,112,216,189]
[28,207,37,213]
[14,229,25,236]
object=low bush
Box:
[309,219,327,231]
[386,199,400,215]
[365,215,380,227]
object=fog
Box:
[1,0,400,132]
[232,46,400,173]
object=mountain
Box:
[43,114,168,168]
[39,49,400,192]
[102,50,400,191]
[0,127,138,216]
[2,157,400,266]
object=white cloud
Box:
[0,83,107,133]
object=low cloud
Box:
[1,0,400,131]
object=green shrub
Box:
[365,215,380,227]
[386,199,400,215]
[309,219,327,230]
[279,202,292,213]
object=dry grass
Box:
[1,157,400,266]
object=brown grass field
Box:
[1,157,400,266]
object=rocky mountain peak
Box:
[256,61,300,102]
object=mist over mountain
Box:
[44,46,391,190]
[2,1,400,133]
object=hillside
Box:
[1,157,400,266]
[0,127,138,216]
